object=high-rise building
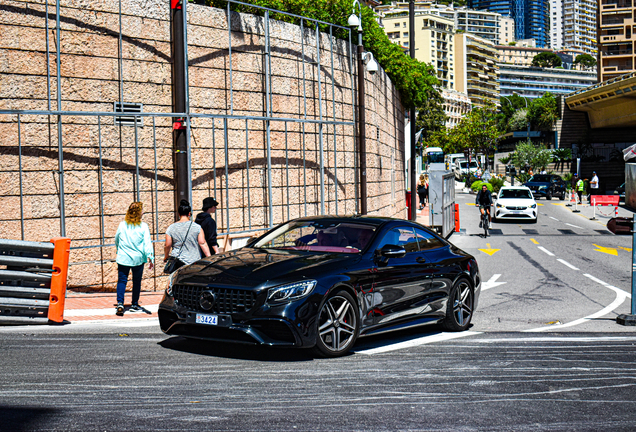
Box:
[598,0,635,81]
[549,0,597,55]
[381,10,457,89]
[499,64,597,98]
[454,33,500,108]
[467,0,550,48]
[500,16,515,45]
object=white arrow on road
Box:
[481,274,507,291]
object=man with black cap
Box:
[195,197,219,255]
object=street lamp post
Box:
[348,1,378,215]
[409,0,417,221]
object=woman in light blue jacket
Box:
[114,202,154,316]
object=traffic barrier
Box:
[0,237,71,325]
[454,203,460,232]
[590,195,620,220]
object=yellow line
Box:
[530,238,539,245]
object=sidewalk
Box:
[558,193,634,224]
[63,291,164,323]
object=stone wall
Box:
[0,0,406,290]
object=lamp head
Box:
[366,55,378,74]
[347,13,360,29]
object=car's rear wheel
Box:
[441,279,474,332]
[314,290,359,357]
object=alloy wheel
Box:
[452,281,473,327]
[318,294,357,353]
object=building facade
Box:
[455,33,500,107]
[549,0,597,55]
[441,89,473,128]
[382,11,457,89]
[598,0,636,81]
[467,0,550,48]
[499,64,598,98]
[497,44,553,66]
[500,16,516,44]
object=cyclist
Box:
[476,184,493,229]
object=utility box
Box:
[428,169,455,237]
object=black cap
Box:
[202,197,219,211]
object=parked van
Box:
[454,159,479,180]
[445,153,465,171]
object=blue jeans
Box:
[116,264,144,305]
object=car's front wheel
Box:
[546,191,552,200]
[314,290,359,357]
[441,279,474,332]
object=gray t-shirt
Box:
[166,221,202,265]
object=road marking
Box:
[593,243,618,256]
[536,203,544,206]
[523,275,631,332]
[549,216,559,221]
[475,336,636,343]
[619,246,633,252]
[537,246,555,256]
[557,259,579,270]
[565,223,583,229]
[478,243,500,256]
[481,274,507,291]
[530,238,539,245]
[356,331,482,355]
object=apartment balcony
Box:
[602,48,634,56]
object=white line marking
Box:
[549,216,559,221]
[356,331,481,355]
[557,259,579,270]
[565,223,583,229]
[64,304,159,317]
[537,246,555,256]
[481,274,507,291]
[523,274,631,332]
[475,336,636,343]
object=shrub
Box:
[488,177,504,193]
[471,181,493,193]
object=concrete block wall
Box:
[0,0,406,290]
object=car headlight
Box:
[166,271,177,296]
[538,186,546,190]
[530,204,537,208]
[267,280,317,304]
[496,203,503,208]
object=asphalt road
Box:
[1,189,636,431]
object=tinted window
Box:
[413,227,445,250]
[530,175,551,182]
[499,189,533,199]
[376,227,419,253]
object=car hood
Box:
[174,248,355,287]
[496,198,535,207]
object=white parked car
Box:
[493,186,537,223]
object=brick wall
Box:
[0,0,406,290]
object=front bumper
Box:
[158,292,318,348]
[494,206,536,220]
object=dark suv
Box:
[523,174,566,200]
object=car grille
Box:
[506,206,527,210]
[173,285,257,314]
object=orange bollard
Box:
[454,203,460,232]
[48,237,71,323]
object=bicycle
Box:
[481,208,489,237]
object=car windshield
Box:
[530,175,551,182]
[499,189,533,199]
[253,221,377,254]
[459,161,478,169]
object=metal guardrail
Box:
[0,238,70,325]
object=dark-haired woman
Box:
[164,200,211,272]
[114,202,154,316]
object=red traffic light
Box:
[607,217,633,235]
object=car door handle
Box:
[416,257,427,263]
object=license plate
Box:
[195,313,218,325]
[511,210,523,214]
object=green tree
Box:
[508,108,528,132]
[573,54,597,70]
[552,148,572,171]
[510,140,552,171]
[498,94,528,132]
[528,92,559,131]
[415,88,447,153]
[531,52,562,68]
[450,104,500,165]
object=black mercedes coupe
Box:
[159,216,481,357]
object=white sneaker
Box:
[488,222,492,229]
